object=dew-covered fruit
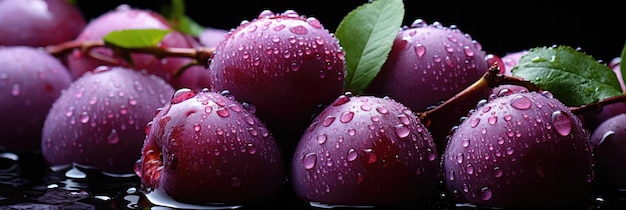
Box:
[65,4,198,83]
[365,19,490,148]
[209,10,346,153]
[41,66,174,175]
[291,93,439,207]
[0,46,73,154]
[137,88,285,205]
[443,91,593,208]
[0,0,86,47]
[589,113,626,191]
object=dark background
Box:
[75,0,624,63]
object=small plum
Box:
[589,113,626,191]
[41,66,174,175]
[209,10,346,155]
[291,93,439,207]
[443,91,593,208]
[0,0,86,47]
[137,88,285,206]
[365,19,490,148]
[65,4,199,84]
[0,46,73,154]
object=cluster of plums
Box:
[0,0,624,209]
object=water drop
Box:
[322,115,336,127]
[551,110,572,136]
[479,187,492,200]
[493,167,502,177]
[364,149,377,164]
[414,44,426,57]
[302,153,317,169]
[347,148,357,162]
[462,139,470,148]
[79,112,90,124]
[216,107,230,117]
[340,111,354,123]
[289,25,308,35]
[469,118,480,128]
[107,129,119,144]
[171,88,196,104]
[11,84,20,96]
[395,125,410,138]
[510,95,532,110]
[317,134,327,144]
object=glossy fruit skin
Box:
[365,20,490,148]
[41,66,174,175]
[589,113,626,190]
[0,0,86,47]
[65,4,197,83]
[0,46,73,154]
[138,89,285,205]
[209,10,346,152]
[291,94,439,207]
[443,91,593,208]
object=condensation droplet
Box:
[479,187,493,200]
[510,95,532,110]
[347,148,357,162]
[551,110,572,136]
[107,129,119,144]
[395,125,410,138]
[302,153,317,169]
[340,111,354,123]
[317,134,327,144]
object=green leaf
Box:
[173,15,206,37]
[335,0,404,93]
[162,0,205,37]
[103,29,172,49]
[619,43,626,92]
[511,45,622,107]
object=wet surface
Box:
[1,152,626,210]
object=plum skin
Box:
[0,0,86,47]
[443,91,593,208]
[41,66,174,175]
[365,20,490,149]
[589,113,626,190]
[0,46,73,154]
[209,10,346,151]
[138,89,285,205]
[291,94,439,207]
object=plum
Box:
[365,19,490,149]
[589,113,626,191]
[443,90,594,208]
[291,93,439,207]
[209,10,346,156]
[65,4,199,85]
[0,0,86,47]
[137,88,285,206]
[41,66,174,176]
[0,46,73,154]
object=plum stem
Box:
[570,94,626,115]
[417,62,540,126]
[44,39,215,77]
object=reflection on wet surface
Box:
[1,152,625,210]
